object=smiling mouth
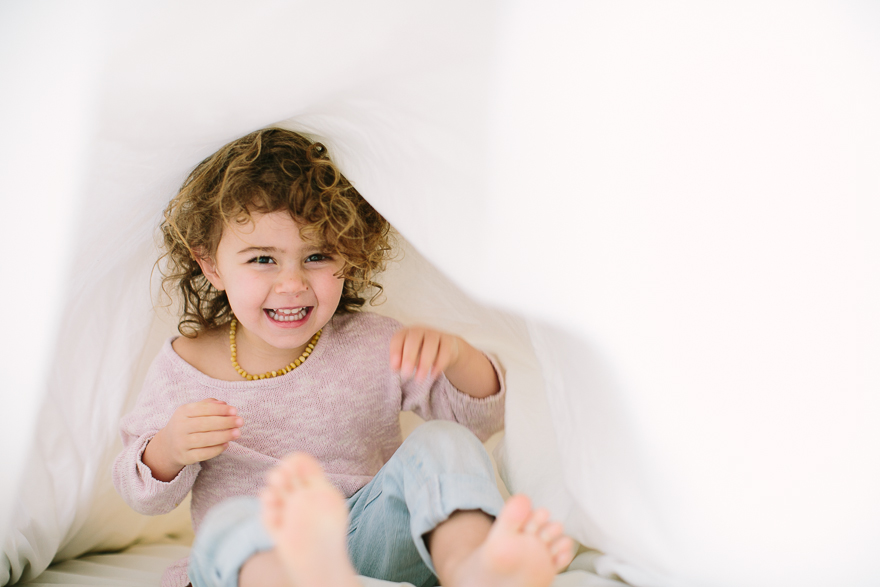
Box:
[266,307,309,322]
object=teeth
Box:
[268,308,308,322]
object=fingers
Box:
[418,331,440,379]
[177,424,239,464]
[167,399,244,466]
[178,399,242,433]
[431,335,457,380]
[188,414,243,433]
[188,427,241,448]
[183,413,242,452]
[182,398,238,418]
[389,329,405,371]
[390,327,460,381]
[184,442,231,464]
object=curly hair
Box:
[160,128,393,337]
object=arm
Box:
[113,425,199,516]
[114,398,242,514]
[143,398,243,481]
[390,326,501,399]
[113,338,245,514]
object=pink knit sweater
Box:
[113,312,505,587]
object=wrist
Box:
[444,342,500,399]
[142,431,185,482]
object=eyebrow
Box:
[237,246,282,255]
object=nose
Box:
[274,266,308,295]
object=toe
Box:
[551,536,575,570]
[260,486,283,531]
[523,507,550,536]
[270,456,300,493]
[494,494,532,534]
[266,464,291,494]
[538,521,565,544]
[289,452,326,488]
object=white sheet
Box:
[3,2,880,586]
[19,542,629,587]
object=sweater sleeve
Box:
[112,343,200,515]
[401,351,506,442]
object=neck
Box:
[228,319,323,381]
[237,328,308,367]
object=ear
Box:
[195,252,225,291]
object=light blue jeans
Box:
[188,421,505,587]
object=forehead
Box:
[218,210,317,248]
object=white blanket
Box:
[2,2,879,586]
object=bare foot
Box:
[259,453,361,587]
[449,495,574,587]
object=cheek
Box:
[225,274,266,306]
[322,272,346,298]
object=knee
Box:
[197,496,261,542]
[190,496,268,587]
[393,422,500,512]
[401,421,487,463]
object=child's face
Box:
[199,210,345,357]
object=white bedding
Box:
[3,2,880,586]
[19,542,627,587]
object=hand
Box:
[143,398,243,482]
[390,326,462,382]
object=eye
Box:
[249,255,276,265]
[305,253,331,263]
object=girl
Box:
[113,128,572,587]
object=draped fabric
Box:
[2,2,879,586]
